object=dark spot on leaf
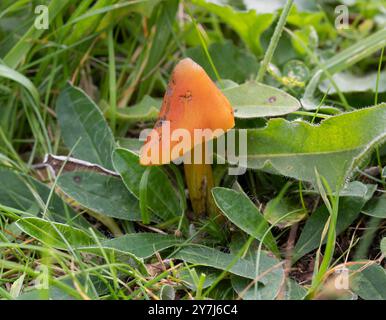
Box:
[268,96,276,103]
[73,175,82,183]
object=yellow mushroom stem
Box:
[183,142,217,218]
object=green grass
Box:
[0,0,385,300]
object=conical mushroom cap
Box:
[140,58,235,165]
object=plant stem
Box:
[184,162,214,217]
[256,0,294,82]
[184,143,216,218]
[306,177,340,299]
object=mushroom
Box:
[140,58,235,217]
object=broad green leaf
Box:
[77,246,147,273]
[117,138,142,154]
[17,288,74,301]
[2,221,22,242]
[291,25,318,56]
[112,148,182,221]
[264,197,307,228]
[229,233,284,300]
[128,79,300,121]
[17,276,114,300]
[9,274,25,298]
[56,84,115,170]
[302,28,386,109]
[186,41,259,83]
[160,285,176,300]
[217,79,239,89]
[174,246,280,286]
[319,70,386,94]
[139,167,152,224]
[192,0,275,55]
[212,187,279,255]
[98,233,183,259]
[284,279,307,300]
[231,275,282,300]
[349,264,386,300]
[245,105,386,189]
[173,245,275,280]
[0,167,87,228]
[177,267,221,291]
[293,183,376,262]
[16,217,93,250]
[362,195,386,218]
[57,171,141,221]
[111,95,161,122]
[339,181,371,197]
[381,238,386,256]
[288,0,326,47]
[223,82,300,118]
[22,269,110,299]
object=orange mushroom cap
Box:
[139,58,235,165]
